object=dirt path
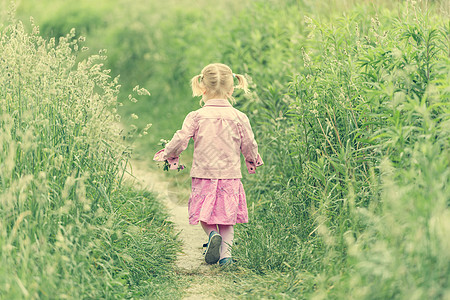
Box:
[127,160,230,299]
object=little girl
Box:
[154,63,263,266]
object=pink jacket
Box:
[154,99,263,179]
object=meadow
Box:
[2,0,449,298]
[0,4,180,299]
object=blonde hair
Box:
[191,63,249,105]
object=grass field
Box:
[2,0,449,298]
[0,9,180,299]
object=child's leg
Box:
[201,221,218,236]
[202,222,222,264]
[218,224,234,259]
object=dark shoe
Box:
[219,257,233,266]
[204,231,222,264]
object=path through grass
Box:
[128,160,235,299]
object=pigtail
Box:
[234,73,249,93]
[191,74,204,97]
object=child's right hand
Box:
[153,149,166,161]
[153,149,185,172]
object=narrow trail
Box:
[127,160,230,299]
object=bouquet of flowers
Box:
[153,139,185,172]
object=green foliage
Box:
[8,0,450,298]
[0,18,180,298]
[229,2,449,298]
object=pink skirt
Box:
[188,178,248,225]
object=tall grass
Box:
[225,1,449,298]
[10,0,450,298]
[15,0,252,157]
[0,14,179,298]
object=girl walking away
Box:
[153,63,263,266]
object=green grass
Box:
[230,2,449,298]
[6,0,450,298]
[0,15,180,298]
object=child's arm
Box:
[239,115,261,171]
[245,153,264,174]
[163,111,197,160]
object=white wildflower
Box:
[302,48,311,68]
[304,16,312,24]
[137,87,151,96]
